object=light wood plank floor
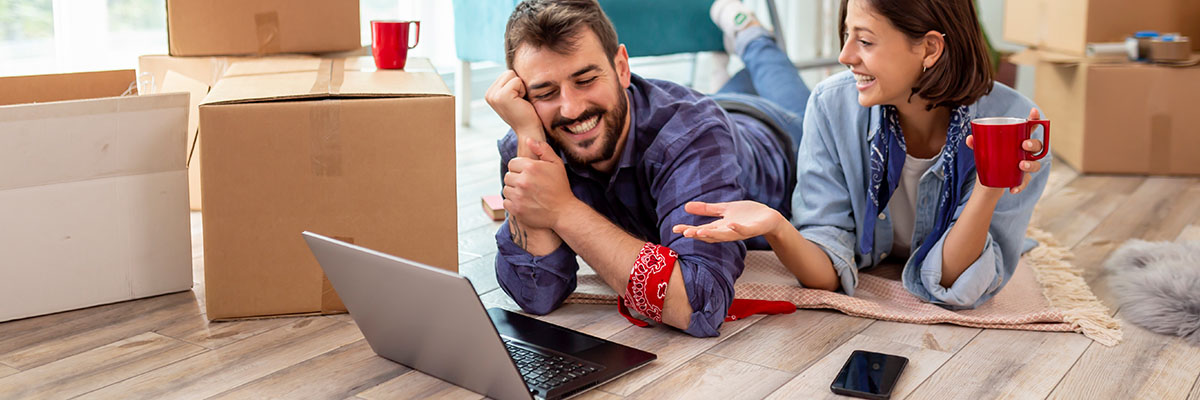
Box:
[2,101,1198,400]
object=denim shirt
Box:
[792,71,1050,309]
[495,74,793,337]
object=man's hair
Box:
[504,0,620,69]
[839,0,994,110]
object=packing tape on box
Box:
[309,58,347,95]
[1150,115,1172,175]
[254,12,282,55]
[1149,38,1191,63]
[329,58,345,94]
[309,100,343,177]
[310,59,332,94]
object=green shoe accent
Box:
[734,13,747,26]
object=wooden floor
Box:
[3,100,1200,400]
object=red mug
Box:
[371,20,420,69]
[970,117,1050,188]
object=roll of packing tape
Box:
[1130,31,1161,61]
[1149,35,1191,62]
[1087,42,1137,60]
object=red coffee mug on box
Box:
[970,117,1050,188]
[371,20,420,69]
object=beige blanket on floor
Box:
[564,227,1122,346]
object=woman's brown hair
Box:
[839,0,994,110]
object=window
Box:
[0,0,459,77]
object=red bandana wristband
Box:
[618,243,677,327]
[618,243,796,328]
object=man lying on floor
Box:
[490,0,813,337]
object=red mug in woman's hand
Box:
[371,20,420,69]
[970,117,1050,188]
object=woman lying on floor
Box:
[676,0,1049,309]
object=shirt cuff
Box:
[677,257,733,338]
[912,230,1003,308]
[494,221,579,315]
[799,225,859,296]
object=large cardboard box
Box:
[198,57,457,320]
[1027,52,1200,175]
[166,0,361,56]
[137,54,320,210]
[0,70,192,322]
[1003,0,1200,56]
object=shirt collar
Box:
[870,104,976,181]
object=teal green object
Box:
[452,0,725,65]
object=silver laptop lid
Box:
[302,231,532,400]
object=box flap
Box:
[0,92,189,191]
[0,70,136,106]
[1008,49,1148,67]
[201,57,450,106]
[138,55,236,90]
[160,70,211,167]
[222,56,325,78]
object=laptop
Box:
[301,232,656,400]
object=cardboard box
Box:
[1025,52,1200,175]
[166,0,361,56]
[198,57,457,320]
[137,54,321,210]
[1003,0,1200,56]
[0,70,192,322]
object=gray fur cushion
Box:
[1105,239,1200,344]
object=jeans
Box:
[710,29,811,151]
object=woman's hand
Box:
[671,201,785,243]
[966,107,1044,195]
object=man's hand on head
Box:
[503,138,582,231]
[485,70,544,143]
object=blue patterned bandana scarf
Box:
[861,105,974,267]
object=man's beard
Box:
[544,82,628,166]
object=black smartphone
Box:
[829,350,909,400]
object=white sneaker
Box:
[710,0,758,54]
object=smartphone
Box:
[829,350,909,400]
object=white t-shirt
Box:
[889,153,938,258]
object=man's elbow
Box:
[501,280,564,315]
[516,299,560,315]
[495,267,567,316]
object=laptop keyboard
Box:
[504,339,600,390]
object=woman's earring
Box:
[922,65,928,73]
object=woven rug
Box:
[564,227,1122,346]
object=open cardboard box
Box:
[137,54,323,211]
[1013,50,1200,175]
[0,70,192,322]
[198,57,458,320]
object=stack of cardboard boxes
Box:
[1,1,458,322]
[1005,0,1200,175]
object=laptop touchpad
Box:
[489,308,606,354]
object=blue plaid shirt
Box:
[495,74,793,337]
